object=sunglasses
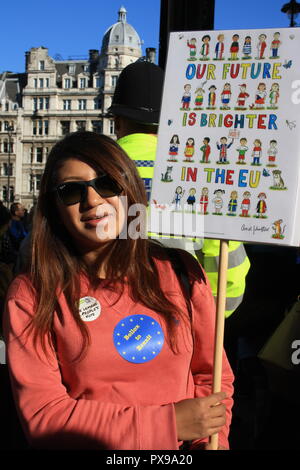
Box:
[54,174,123,206]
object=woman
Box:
[3,131,233,450]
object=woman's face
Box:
[55,158,126,254]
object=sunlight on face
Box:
[55,158,126,254]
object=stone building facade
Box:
[0,7,144,208]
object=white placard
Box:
[149,28,300,246]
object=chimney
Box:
[89,49,99,62]
[25,51,30,71]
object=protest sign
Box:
[150,28,300,246]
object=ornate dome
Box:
[101,7,142,55]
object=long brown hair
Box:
[29,132,191,359]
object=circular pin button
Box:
[79,297,101,322]
[113,314,164,364]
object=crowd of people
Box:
[0,60,299,452]
[0,202,33,313]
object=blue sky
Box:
[0,0,293,73]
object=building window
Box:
[78,99,87,110]
[45,78,50,88]
[5,103,9,111]
[94,98,101,110]
[63,99,71,111]
[39,60,45,71]
[39,97,44,110]
[3,140,13,153]
[35,174,42,191]
[33,98,38,111]
[83,65,89,72]
[92,121,102,134]
[111,75,118,87]
[109,120,115,135]
[64,78,71,89]
[29,174,42,193]
[2,185,14,203]
[33,120,48,136]
[3,163,13,176]
[68,64,76,74]
[79,78,86,89]
[61,121,70,135]
[34,78,38,88]
[76,121,86,131]
[45,97,50,110]
[36,147,43,163]
[4,121,12,131]
[115,35,119,41]
[2,186,7,201]
[39,78,44,88]
[95,77,101,88]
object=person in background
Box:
[3,131,234,450]
[8,203,28,252]
[0,202,15,267]
[108,60,250,319]
[0,202,13,338]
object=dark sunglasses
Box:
[53,174,123,206]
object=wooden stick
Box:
[209,239,229,450]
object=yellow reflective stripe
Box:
[198,243,249,273]
[137,167,154,179]
[212,294,245,317]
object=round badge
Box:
[113,314,164,364]
[79,297,101,322]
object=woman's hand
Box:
[174,392,227,441]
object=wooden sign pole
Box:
[209,239,229,450]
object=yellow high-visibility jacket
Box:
[118,133,250,317]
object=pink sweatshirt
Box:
[3,257,234,450]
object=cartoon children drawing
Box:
[181,84,192,110]
[199,187,209,214]
[240,191,251,217]
[212,189,225,215]
[207,85,217,109]
[186,188,196,212]
[257,33,267,59]
[228,191,238,216]
[200,188,208,215]
[183,137,195,162]
[256,192,267,218]
[236,84,249,109]
[251,82,267,109]
[229,34,240,60]
[187,37,197,60]
[220,83,232,109]
[172,186,185,211]
[168,134,180,161]
[236,137,248,164]
[216,137,234,164]
[200,137,211,163]
[270,32,281,59]
[252,139,262,165]
[242,36,252,59]
[215,33,225,60]
[269,83,280,109]
[267,139,278,167]
[200,34,211,60]
[194,86,205,109]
